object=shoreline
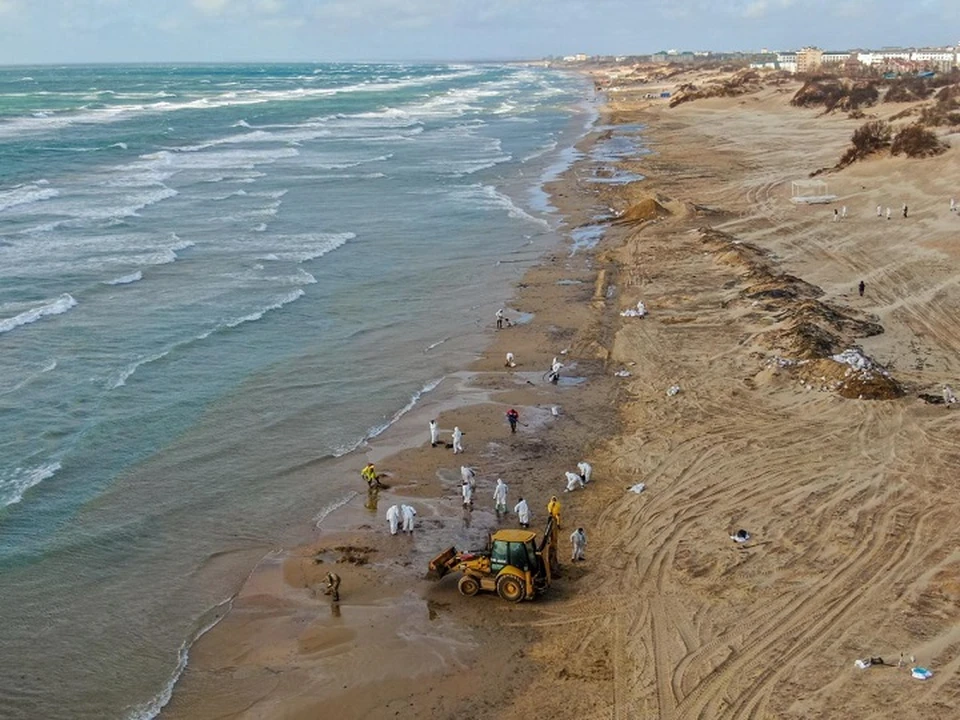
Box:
[164,62,960,719]
[156,85,626,718]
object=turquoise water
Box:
[0,64,591,718]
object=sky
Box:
[0,0,955,65]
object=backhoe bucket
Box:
[426,546,458,580]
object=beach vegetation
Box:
[791,78,878,113]
[883,76,934,103]
[890,124,949,158]
[837,120,892,167]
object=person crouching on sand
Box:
[361,462,382,489]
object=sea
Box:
[0,63,593,718]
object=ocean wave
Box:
[365,378,443,441]
[256,232,355,264]
[0,294,77,335]
[103,271,144,286]
[0,462,61,508]
[451,184,551,229]
[223,288,304,329]
[0,358,57,396]
[124,597,232,720]
[110,347,174,389]
[313,492,359,528]
[0,69,482,140]
[110,289,307,389]
[424,337,450,352]
[0,183,60,213]
[109,142,129,150]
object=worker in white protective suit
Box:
[548,357,563,385]
[461,480,473,507]
[514,497,530,528]
[460,465,477,489]
[429,419,439,447]
[577,461,593,484]
[385,504,401,535]
[565,471,584,492]
[493,478,508,516]
[452,426,463,454]
[505,352,516,368]
[400,504,417,534]
[570,528,586,562]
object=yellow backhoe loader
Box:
[427,517,557,602]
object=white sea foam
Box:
[365,378,443,441]
[0,183,60,213]
[0,359,57,397]
[103,271,143,286]
[0,294,77,335]
[109,142,128,150]
[0,462,61,508]
[313,492,358,528]
[424,337,450,352]
[110,348,174,389]
[452,184,551,230]
[124,597,232,720]
[256,232,356,264]
[223,288,305,329]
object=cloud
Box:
[193,0,230,14]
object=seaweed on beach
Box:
[700,228,901,400]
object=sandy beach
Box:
[166,66,960,719]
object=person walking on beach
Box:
[858,280,865,297]
[493,478,508,517]
[452,426,463,454]
[324,571,341,602]
[514,497,530,528]
[951,197,956,213]
[429,420,440,448]
[886,207,891,220]
[570,528,586,562]
[460,465,476,489]
[565,471,584,493]
[578,461,592,484]
[385,504,401,535]
[842,205,848,219]
[877,205,882,218]
[903,204,909,218]
[506,408,519,434]
[461,480,473,508]
[505,352,516,367]
[547,495,562,529]
[401,504,417,534]
[833,208,839,222]
[496,308,505,330]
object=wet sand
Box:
[167,68,960,719]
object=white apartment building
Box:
[822,52,851,64]
[776,53,797,73]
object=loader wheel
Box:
[497,574,525,603]
[458,576,480,597]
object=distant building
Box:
[796,47,824,74]
[561,53,589,63]
[776,52,798,73]
[821,52,851,65]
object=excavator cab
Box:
[427,518,555,602]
